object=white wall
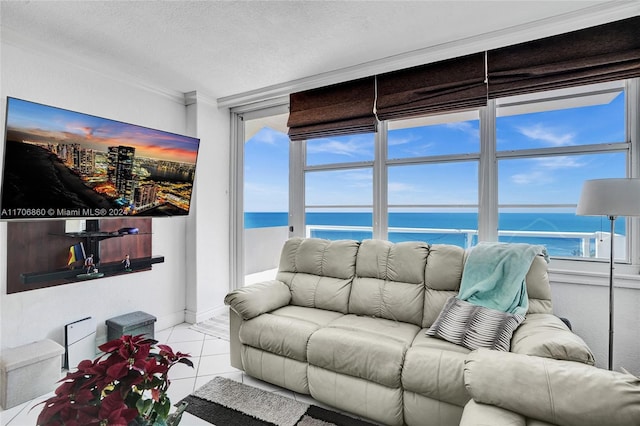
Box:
[244,226,289,275]
[185,94,231,323]
[0,41,230,350]
[550,269,640,374]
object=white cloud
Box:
[510,156,586,185]
[536,156,585,169]
[511,170,551,185]
[388,182,417,192]
[388,134,416,146]
[388,133,435,156]
[516,124,575,146]
[251,127,282,145]
[445,121,479,139]
[306,137,371,157]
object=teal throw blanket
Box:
[457,242,548,315]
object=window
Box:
[237,107,290,286]
[388,111,480,159]
[496,82,628,259]
[299,80,633,260]
[306,133,374,166]
[386,111,480,246]
[245,125,289,222]
[304,133,375,240]
[232,78,638,288]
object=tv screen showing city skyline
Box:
[0,97,200,220]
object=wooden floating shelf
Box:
[20,256,165,285]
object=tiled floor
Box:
[0,323,361,426]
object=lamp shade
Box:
[576,178,640,217]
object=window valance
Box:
[375,52,487,121]
[287,77,377,141]
[287,16,640,140]
[487,16,640,98]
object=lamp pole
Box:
[607,215,615,371]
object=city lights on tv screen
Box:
[1,97,200,220]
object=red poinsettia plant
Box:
[37,334,193,426]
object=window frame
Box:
[295,79,639,266]
[493,83,630,262]
[231,78,640,290]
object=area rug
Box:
[190,310,230,340]
[178,376,377,426]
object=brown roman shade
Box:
[487,16,640,98]
[287,16,640,139]
[287,77,377,141]
[375,52,487,121]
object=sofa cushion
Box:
[524,255,553,314]
[510,313,594,365]
[426,297,525,351]
[422,246,553,328]
[464,348,640,426]
[404,392,465,426]
[423,244,465,328]
[326,313,421,343]
[276,238,360,313]
[240,346,310,395]
[403,332,470,407]
[307,314,420,388]
[239,306,343,362]
[308,366,404,426]
[349,240,428,325]
[270,305,344,325]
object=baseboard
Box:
[184,305,226,324]
[156,310,187,331]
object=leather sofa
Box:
[225,237,595,426]
[461,349,640,426]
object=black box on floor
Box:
[106,311,156,341]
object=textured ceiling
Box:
[1,1,635,102]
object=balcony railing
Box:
[243,224,625,283]
[305,224,624,259]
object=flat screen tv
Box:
[1,97,200,220]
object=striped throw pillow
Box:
[426,297,525,351]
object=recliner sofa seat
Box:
[225,237,593,426]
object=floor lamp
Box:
[576,178,640,370]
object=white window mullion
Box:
[374,121,388,240]
[478,100,498,242]
[290,140,305,238]
[229,111,245,290]
[627,78,640,265]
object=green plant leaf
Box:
[136,398,153,415]
[177,358,194,368]
[155,398,171,419]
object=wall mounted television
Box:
[0,97,200,220]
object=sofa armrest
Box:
[510,313,594,365]
[224,280,291,320]
[464,349,640,426]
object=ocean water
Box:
[245,212,625,257]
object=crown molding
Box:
[1,26,214,106]
[218,1,640,109]
[184,91,218,107]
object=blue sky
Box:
[244,92,625,212]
